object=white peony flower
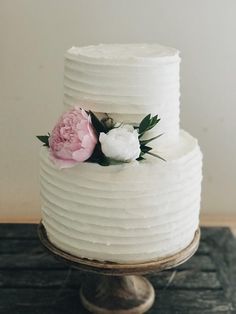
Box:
[99,124,141,162]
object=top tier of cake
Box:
[64,43,181,144]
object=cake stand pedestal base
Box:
[38,223,200,314]
[80,274,154,314]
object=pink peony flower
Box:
[49,107,97,168]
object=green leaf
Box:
[145,118,161,132]
[150,115,158,125]
[140,133,164,145]
[87,142,111,166]
[137,113,165,163]
[140,145,152,153]
[138,114,161,138]
[146,151,166,161]
[138,114,151,135]
[89,111,108,134]
[37,135,50,147]
[98,157,110,166]
[151,117,161,127]
[136,156,145,161]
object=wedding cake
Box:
[39,43,202,263]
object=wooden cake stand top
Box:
[38,222,200,276]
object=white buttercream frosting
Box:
[40,43,202,264]
[64,43,180,146]
[67,44,179,63]
[40,130,202,263]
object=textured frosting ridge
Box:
[40,43,202,263]
[40,131,202,263]
[64,43,180,145]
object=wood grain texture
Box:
[0,224,235,313]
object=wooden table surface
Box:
[0,224,235,314]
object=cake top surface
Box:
[66,43,180,65]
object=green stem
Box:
[146,151,166,161]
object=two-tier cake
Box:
[39,43,202,263]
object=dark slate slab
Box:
[0,223,38,239]
[0,288,233,314]
[0,269,220,290]
[0,224,235,314]
[0,238,40,254]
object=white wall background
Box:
[1,0,236,221]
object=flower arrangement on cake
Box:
[37,106,165,168]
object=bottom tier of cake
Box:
[40,130,202,264]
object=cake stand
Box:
[38,222,200,314]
